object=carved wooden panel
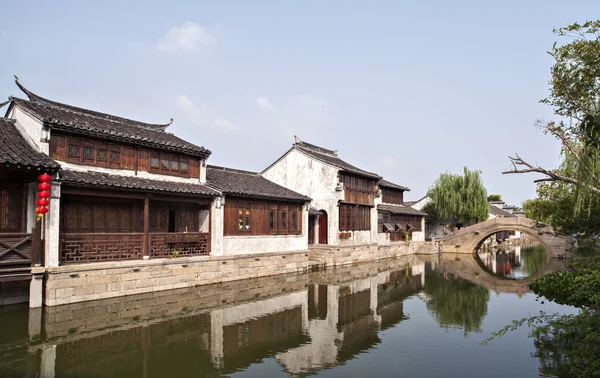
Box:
[150,233,209,258]
[60,233,143,263]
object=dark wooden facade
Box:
[340,172,375,206]
[378,211,423,241]
[59,190,211,263]
[381,187,403,205]
[0,176,44,280]
[338,172,374,232]
[223,197,302,236]
[50,133,201,178]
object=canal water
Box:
[0,252,576,378]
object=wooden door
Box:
[308,215,315,244]
[318,211,328,244]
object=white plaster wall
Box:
[410,196,430,211]
[377,233,391,245]
[262,149,343,245]
[222,234,307,255]
[45,182,61,268]
[9,106,47,154]
[211,198,224,256]
[347,230,371,244]
[411,231,425,242]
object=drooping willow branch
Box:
[502,153,600,195]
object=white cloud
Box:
[212,118,240,131]
[176,95,241,131]
[176,95,206,124]
[256,97,276,112]
[157,22,215,53]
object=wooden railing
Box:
[150,232,209,258]
[60,232,210,263]
[61,233,144,263]
[0,233,32,267]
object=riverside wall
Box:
[6,242,438,307]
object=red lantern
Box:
[36,207,48,214]
[38,191,50,199]
[38,182,51,191]
[37,199,49,207]
[39,173,52,183]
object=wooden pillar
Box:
[143,196,150,258]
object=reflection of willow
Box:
[521,244,550,276]
[532,311,600,378]
[424,267,490,334]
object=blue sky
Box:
[1,0,598,205]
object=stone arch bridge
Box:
[439,216,573,258]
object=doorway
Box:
[318,210,328,244]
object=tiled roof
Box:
[490,206,517,218]
[309,207,324,215]
[60,169,219,196]
[8,78,211,158]
[378,203,427,216]
[379,178,410,191]
[206,165,311,202]
[293,137,381,180]
[0,117,60,170]
[404,195,427,207]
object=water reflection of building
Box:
[4,257,431,377]
[477,246,522,276]
[276,258,427,375]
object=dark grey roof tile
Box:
[60,169,219,196]
[0,117,60,169]
[207,165,311,202]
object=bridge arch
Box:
[439,217,572,258]
[471,229,552,256]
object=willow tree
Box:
[427,167,489,227]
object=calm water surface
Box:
[0,253,576,378]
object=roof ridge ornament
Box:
[0,99,9,109]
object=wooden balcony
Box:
[60,232,210,263]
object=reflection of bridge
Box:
[440,217,573,257]
[440,252,567,296]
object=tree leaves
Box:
[427,167,489,226]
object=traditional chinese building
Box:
[206,165,311,254]
[4,78,220,267]
[1,78,311,307]
[377,179,426,242]
[262,137,382,246]
[0,116,59,283]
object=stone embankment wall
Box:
[44,272,308,340]
[45,250,308,306]
[309,241,437,268]
[20,242,439,307]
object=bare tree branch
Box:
[502,153,600,195]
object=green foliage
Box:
[422,202,439,225]
[487,194,502,202]
[427,167,489,226]
[425,267,490,334]
[522,177,600,236]
[529,242,600,309]
[540,20,600,213]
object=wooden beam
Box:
[62,187,146,199]
[143,195,150,257]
